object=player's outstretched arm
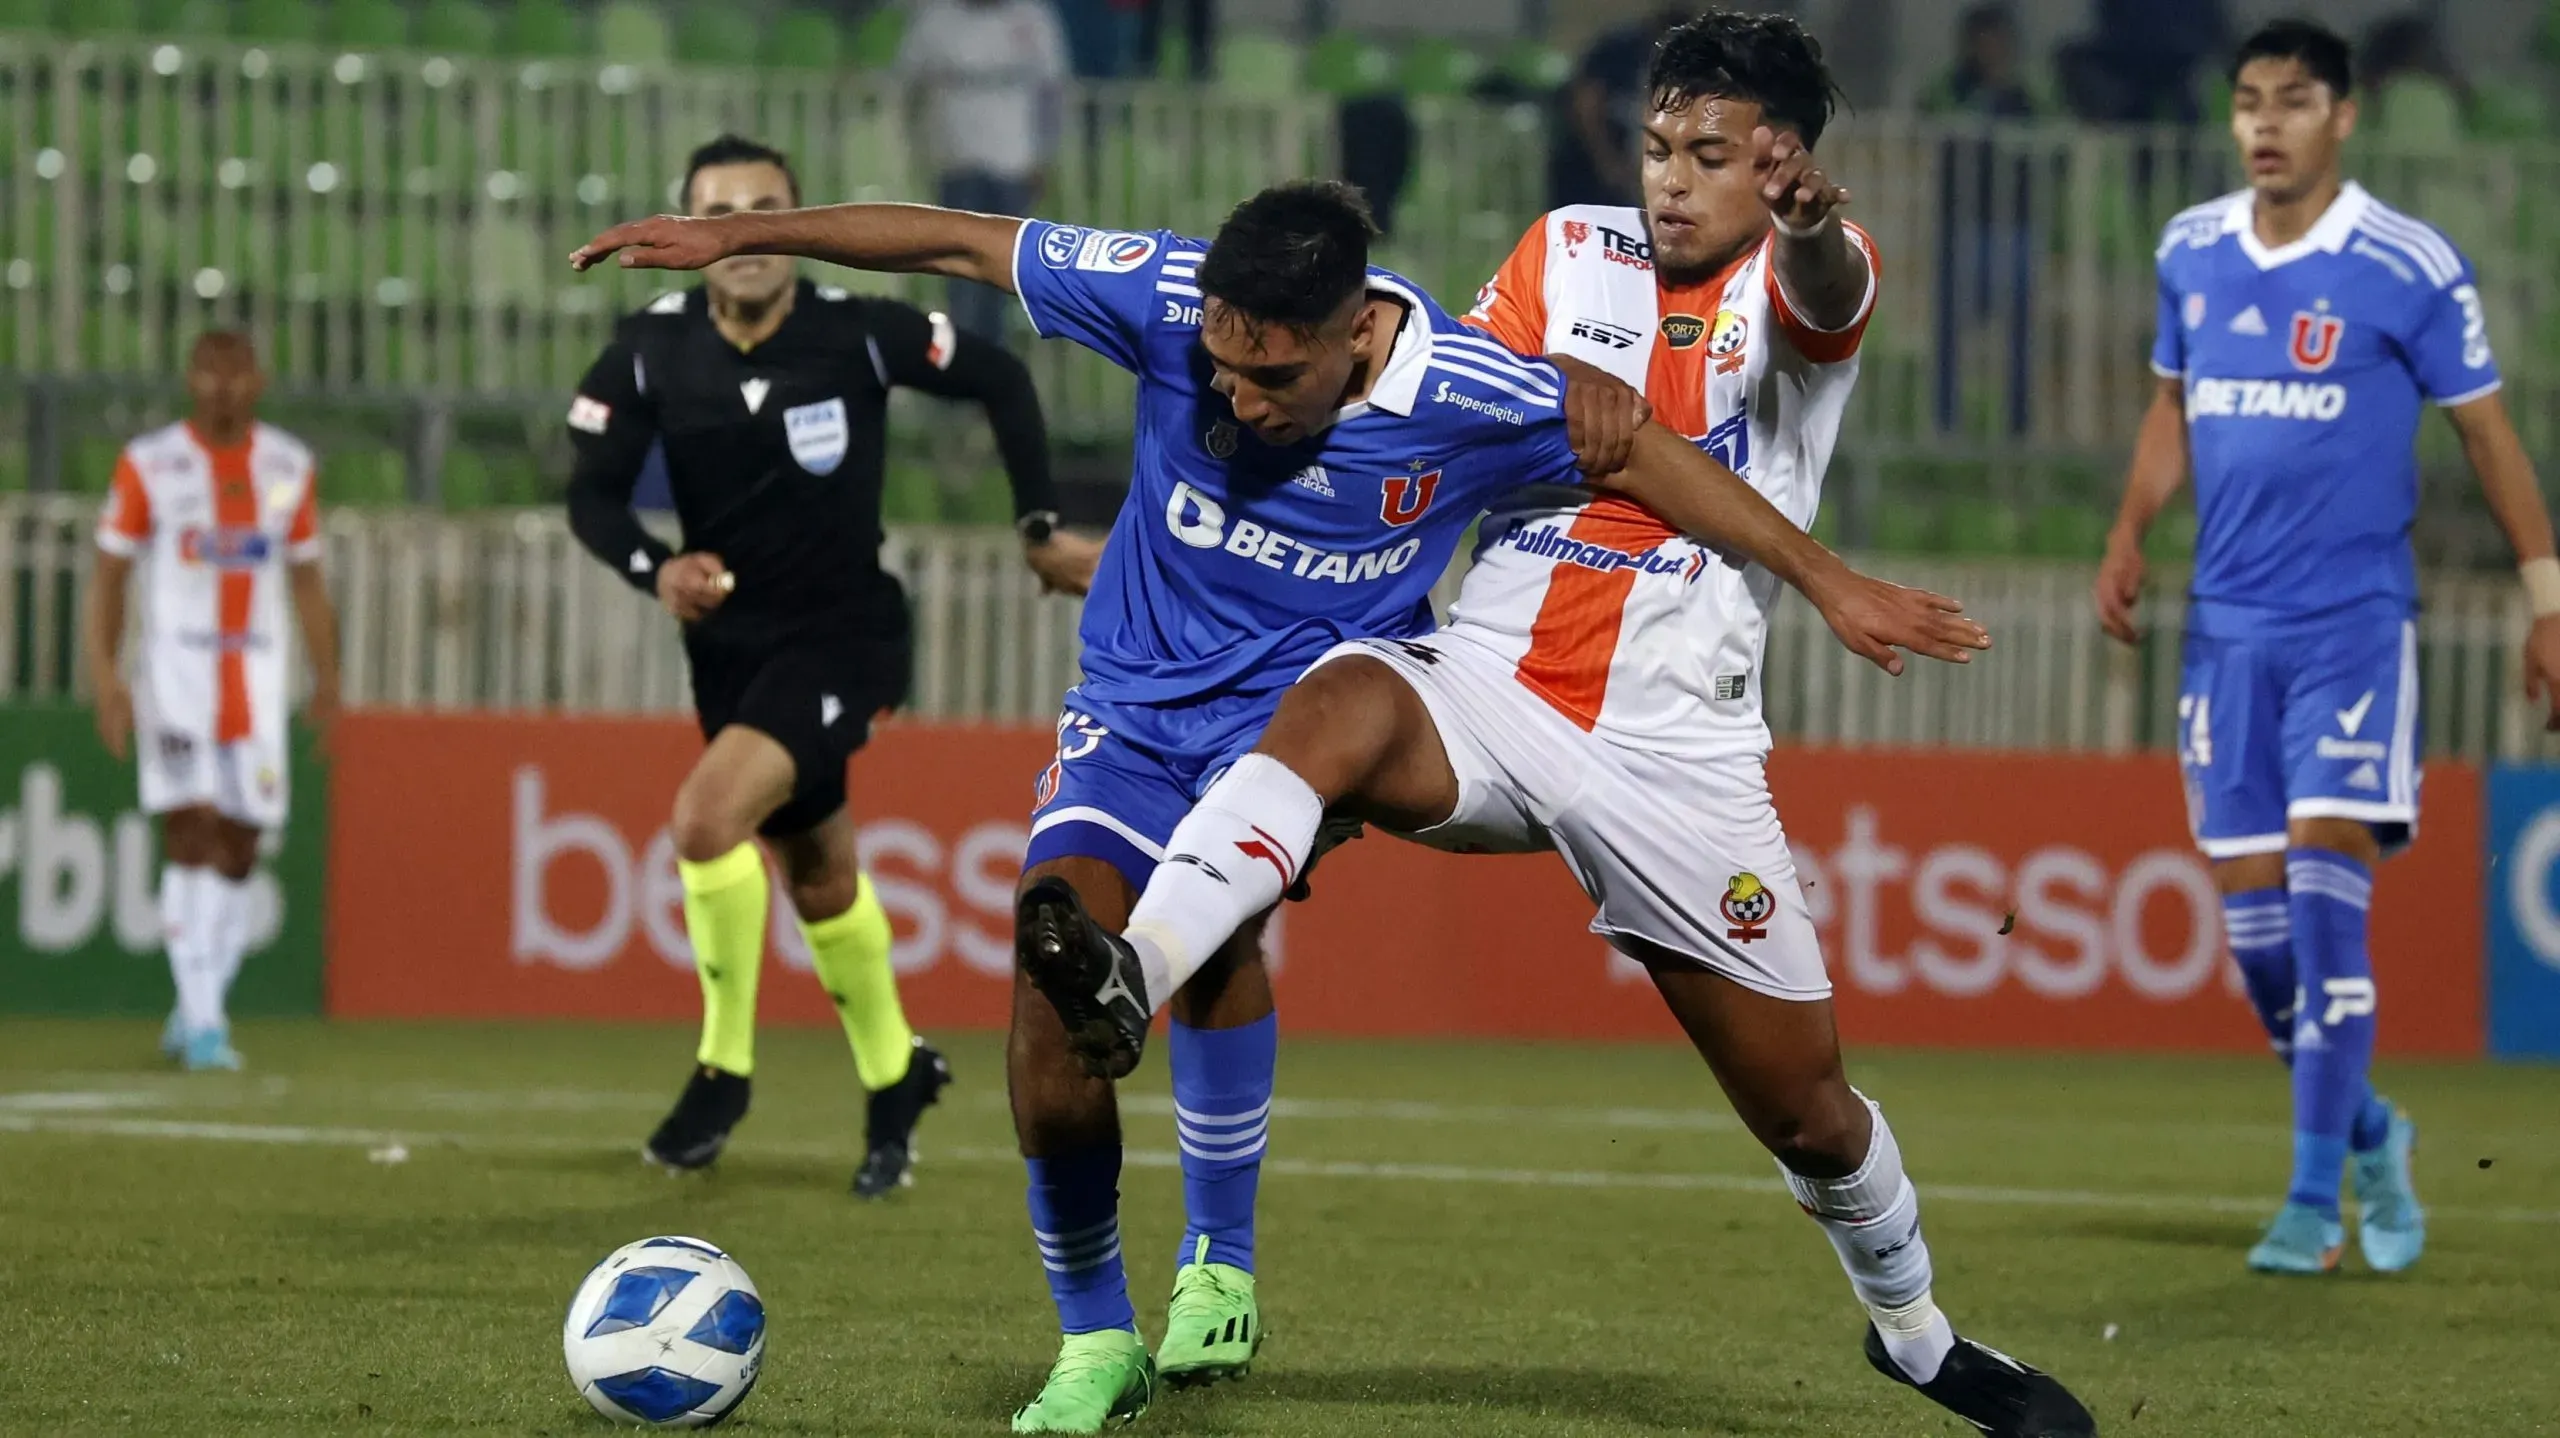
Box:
[2447,392,2560,729]
[2095,377,2189,646]
[571,205,1025,292]
[1600,424,1990,675]
[80,549,134,759]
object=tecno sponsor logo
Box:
[2185,377,2348,422]
[0,762,282,954]
[1630,805,2229,1002]
[509,768,1022,978]
[1164,482,1424,583]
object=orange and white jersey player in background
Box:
[1457,116,1877,757]
[81,331,342,1072]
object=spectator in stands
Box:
[1547,6,1686,210]
[2057,0,2226,122]
[1926,2,2041,118]
[1928,3,2039,436]
[898,0,1071,345]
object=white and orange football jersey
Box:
[1455,204,1876,757]
[96,421,321,766]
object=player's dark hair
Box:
[1648,11,1843,149]
[1196,181,1378,333]
[2230,18,2354,97]
[683,134,801,210]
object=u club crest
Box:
[2289,306,2344,373]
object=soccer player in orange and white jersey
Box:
[81,331,342,1072]
[1017,16,2097,1434]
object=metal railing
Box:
[10,496,2557,762]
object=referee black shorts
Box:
[686,629,913,838]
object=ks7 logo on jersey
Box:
[2289,307,2344,373]
[1379,468,1442,527]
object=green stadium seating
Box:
[138,0,229,39]
[1497,40,1571,93]
[415,0,499,54]
[437,447,493,510]
[760,9,843,72]
[498,0,582,58]
[332,446,411,507]
[1869,499,1938,554]
[2026,505,2110,559]
[2470,75,2551,139]
[1305,31,1394,97]
[0,0,56,34]
[326,0,410,49]
[2371,76,2465,151]
[1941,497,2025,556]
[1399,38,1486,97]
[235,0,320,43]
[596,0,670,66]
[57,0,140,36]
[672,3,758,69]
[1213,32,1302,101]
[850,4,903,70]
[2144,507,2198,562]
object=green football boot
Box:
[1011,1329,1155,1434]
[1156,1247,1262,1388]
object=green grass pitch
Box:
[1,1020,2555,1435]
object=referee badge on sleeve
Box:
[784,397,849,476]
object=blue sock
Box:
[1169,1013,1275,1273]
[2349,1091,2394,1153]
[1025,1146,1136,1335]
[2285,849,2378,1215]
[2220,887,2297,1059]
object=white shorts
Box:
[1320,631,1829,1002]
[138,730,288,830]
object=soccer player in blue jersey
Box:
[2097,19,2560,1276]
[576,183,1978,1431]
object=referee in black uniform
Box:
[566,135,1100,1196]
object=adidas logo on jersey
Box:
[2346,760,2383,791]
[2228,305,2268,335]
[1290,465,1336,498]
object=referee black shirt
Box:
[565,279,1056,647]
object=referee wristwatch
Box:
[1017,510,1061,546]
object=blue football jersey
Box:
[2151,182,2500,638]
[1012,219,1585,712]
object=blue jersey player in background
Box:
[2097,20,2560,1277]
[578,181,1976,1432]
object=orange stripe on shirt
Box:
[100,452,152,548]
[1461,217,1551,356]
[205,433,259,744]
[1512,497,1680,731]
[1764,220,1879,365]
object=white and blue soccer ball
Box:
[563,1236,766,1428]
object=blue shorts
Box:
[2176,617,2422,859]
[1023,686,1280,888]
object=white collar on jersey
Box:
[1324,270,1433,429]
[2228,180,2370,270]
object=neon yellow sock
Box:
[679,842,768,1078]
[802,871,913,1091]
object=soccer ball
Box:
[562,1236,766,1427]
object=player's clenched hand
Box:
[1756,126,1850,232]
[2524,615,2560,731]
[570,216,735,273]
[656,552,733,622]
[2093,525,2147,646]
[1549,354,1650,479]
[1810,570,1990,676]
[93,675,133,760]
[1025,531,1104,597]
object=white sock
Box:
[1123,754,1324,1010]
[207,872,253,1021]
[163,865,223,1035]
[1783,1094,1957,1385]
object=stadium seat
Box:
[1942,498,2024,556]
[499,0,582,58]
[2370,77,2464,152]
[673,4,759,69]
[1496,40,1571,94]
[416,0,500,54]
[2026,505,2110,559]
[327,0,411,49]
[1868,498,1938,554]
[437,447,493,510]
[1399,38,1486,97]
[2145,507,2198,562]
[596,0,670,66]
[57,0,139,35]
[333,447,411,507]
[1304,31,1394,97]
[1214,32,1302,101]
[138,0,228,39]
[760,9,843,71]
[235,0,322,44]
[0,0,55,35]
[2469,76,2550,139]
[850,5,903,70]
